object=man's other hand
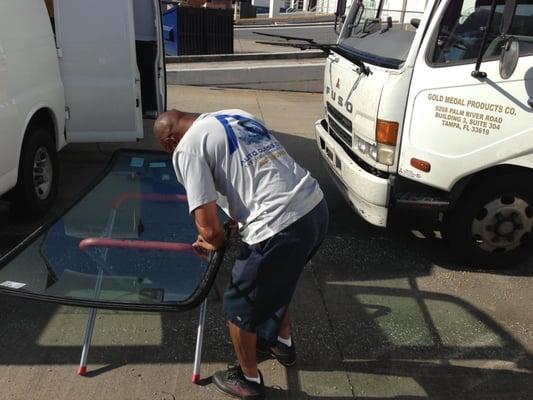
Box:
[192,235,216,260]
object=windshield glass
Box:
[0,150,225,311]
[338,0,427,69]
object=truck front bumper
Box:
[315,119,390,227]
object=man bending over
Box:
[154,109,328,400]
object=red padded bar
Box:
[79,237,194,253]
[111,192,188,209]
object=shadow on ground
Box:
[0,131,531,399]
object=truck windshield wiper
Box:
[253,32,371,76]
[252,31,321,44]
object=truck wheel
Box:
[13,127,59,217]
[444,174,533,268]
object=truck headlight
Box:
[358,139,369,154]
[377,144,395,166]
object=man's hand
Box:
[192,235,217,261]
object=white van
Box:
[316,0,533,266]
[0,0,166,216]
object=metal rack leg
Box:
[78,307,98,376]
[191,299,207,384]
[77,209,115,376]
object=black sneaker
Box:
[257,337,296,367]
[212,365,265,400]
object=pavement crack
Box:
[309,263,358,399]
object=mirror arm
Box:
[472,0,498,79]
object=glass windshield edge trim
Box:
[0,148,224,312]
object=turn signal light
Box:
[411,158,431,172]
[376,119,399,146]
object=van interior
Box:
[133,0,164,117]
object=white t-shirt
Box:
[172,109,323,245]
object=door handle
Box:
[528,98,533,108]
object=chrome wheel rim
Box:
[32,147,53,200]
[472,195,533,253]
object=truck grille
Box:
[327,103,352,147]
[327,103,352,131]
[328,117,352,147]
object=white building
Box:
[315,0,428,19]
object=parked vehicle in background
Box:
[316,0,533,267]
[0,0,166,216]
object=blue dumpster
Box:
[162,4,233,56]
[163,6,179,56]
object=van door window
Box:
[431,0,533,65]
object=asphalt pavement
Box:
[234,22,338,53]
[174,22,335,92]
[235,23,338,43]
[0,86,532,400]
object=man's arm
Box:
[193,201,225,250]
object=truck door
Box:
[54,0,143,142]
[400,0,533,191]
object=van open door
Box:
[133,0,167,118]
[54,0,166,143]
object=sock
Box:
[244,373,261,384]
[278,335,292,347]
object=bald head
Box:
[153,110,199,153]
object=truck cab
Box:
[316,0,533,266]
[0,0,166,216]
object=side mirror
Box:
[410,18,420,29]
[500,0,517,36]
[500,36,520,79]
[334,0,348,34]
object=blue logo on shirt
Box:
[235,118,271,145]
[215,114,271,154]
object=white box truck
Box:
[0,0,166,216]
[316,0,533,266]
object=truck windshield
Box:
[338,0,425,69]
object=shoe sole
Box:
[256,347,296,367]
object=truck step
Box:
[394,192,450,210]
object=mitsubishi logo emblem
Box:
[336,78,341,89]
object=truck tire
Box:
[443,173,533,268]
[12,126,59,217]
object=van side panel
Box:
[0,0,65,196]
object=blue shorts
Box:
[223,198,328,343]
